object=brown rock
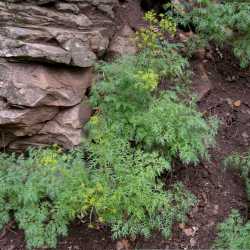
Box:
[7,102,91,150]
[0,0,117,66]
[0,60,92,107]
[183,227,194,237]
[108,25,137,57]
[116,239,131,250]
[0,107,59,126]
[0,60,93,150]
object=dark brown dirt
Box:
[132,46,250,250]
[134,163,247,250]
[200,47,250,157]
[1,34,250,250]
[0,222,116,250]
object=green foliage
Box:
[185,35,208,58]
[85,17,218,239]
[132,92,217,164]
[90,48,189,120]
[214,210,250,250]
[86,144,196,239]
[224,151,250,199]
[0,12,219,249]
[177,0,250,67]
[0,147,89,249]
[217,152,250,249]
[89,49,217,165]
[0,146,196,249]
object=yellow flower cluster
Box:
[135,70,159,91]
[135,10,176,51]
[159,15,176,35]
[38,149,58,166]
[136,27,161,50]
[144,10,158,25]
[89,115,99,125]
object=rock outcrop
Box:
[108,24,137,58]
[0,0,118,150]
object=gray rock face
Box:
[0,0,117,150]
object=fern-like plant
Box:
[0,146,196,249]
[0,147,89,249]
[85,141,196,239]
[214,210,250,250]
[85,14,218,239]
[89,49,217,165]
[175,0,250,67]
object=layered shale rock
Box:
[108,24,137,57]
[0,60,93,150]
[0,0,118,150]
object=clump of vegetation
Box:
[214,210,250,250]
[214,151,250,249]
[0,147,89,249]
[172,0,250,67]
[86,8,217,243]
[85,144,196,240]
[224,151,250,199]
[84,10,218,242]
[88,50,217,165]
[0,147,195,249]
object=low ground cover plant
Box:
[85,8,217,244]
[0,147,195,249]
[224,151,250,199]
[214,210,250,249]
[169,0,250,67]
[214,152,250,249]
[88,53,217,164]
